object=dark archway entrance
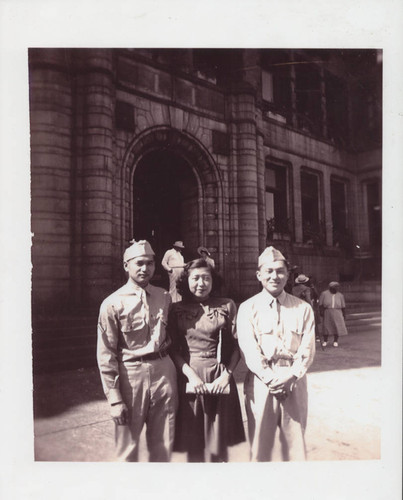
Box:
[133,149,199,286]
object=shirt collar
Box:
[125,279,151,296]
[261,288,287,306]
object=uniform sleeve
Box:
[290,303,316,379]
[227,299,238,339]
[167,305,186,372]
[97,300,123,405]
[166,303,178,352]
[236,301,275,385]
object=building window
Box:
[115,100,135,132]
[262,70,274,102]
[295,62,322,136]
[301,170,323,244]
[261,50,292,124]
[331,177,352,255]
[366,180,382,252]
[265,163,290,240]
[212,130,230,155]
[325,73,349,147]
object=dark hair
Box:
[176,258,223,301]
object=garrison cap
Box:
[123,240,155,262]
[258,246,287,267]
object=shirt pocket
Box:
[119,316,147,349]
[283,328,303,354]
[257,329,277,359]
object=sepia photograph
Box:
[0,1,402,499]
[30,46,382,463]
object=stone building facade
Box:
[29,48,382,316]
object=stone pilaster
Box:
[29,48,73,313]
[320,67,328,138]
[323,169,333,246]
[292,164,303,243]
[229,89,260,298]
[289,51,298,128]
[256,107,266,252]
[73,49,115,306]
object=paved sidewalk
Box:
[33,327,381,462]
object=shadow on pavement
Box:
[309,328,381,373]
[33,328,381,419]
[33,367,105,418]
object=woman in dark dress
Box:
[168,258,245,462]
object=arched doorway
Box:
[132,149,199,287]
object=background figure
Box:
[161,240,185,302]
[318,281,348,347]
[284,265,299,293]
[197,246,215,268]
[307,276,321,343]
[168,258,245,462]
[237,247,315,462]
[97,240,177,462]
[292,274,312,305]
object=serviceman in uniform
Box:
[97,240,178,462]
[237,246,316,461]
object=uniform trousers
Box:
[244,368,308,462]
[115,355,178,462]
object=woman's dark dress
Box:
[168,297,245,457]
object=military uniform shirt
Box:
[97,280,171,405]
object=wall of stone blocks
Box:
[29,49,382,314]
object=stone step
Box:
[345,302,381,313]
[338,280,381,292]
[345,311,381,322]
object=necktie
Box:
[274,298,283,338]
[140,289,150,328]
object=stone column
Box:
[73,49,115,306]
[256,107,266,252]
[226,50,262,299]
[29,48,73,313]
[234,92,260,297]
[289,51,298,128]
[323,169,333,246]
[292,164,303,243]
[320,67,328,138]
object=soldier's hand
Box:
[269,373,297,396]
[110,402,129,425]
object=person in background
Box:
[168,258,245,462]
[284,264,299,293]
[237,246,316,462]
[307,276,321,343]
[292,274,312,305]
[97,240,178,462]
[161,240,185,302]
[318,281,348,347]
[197,246,215,268]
